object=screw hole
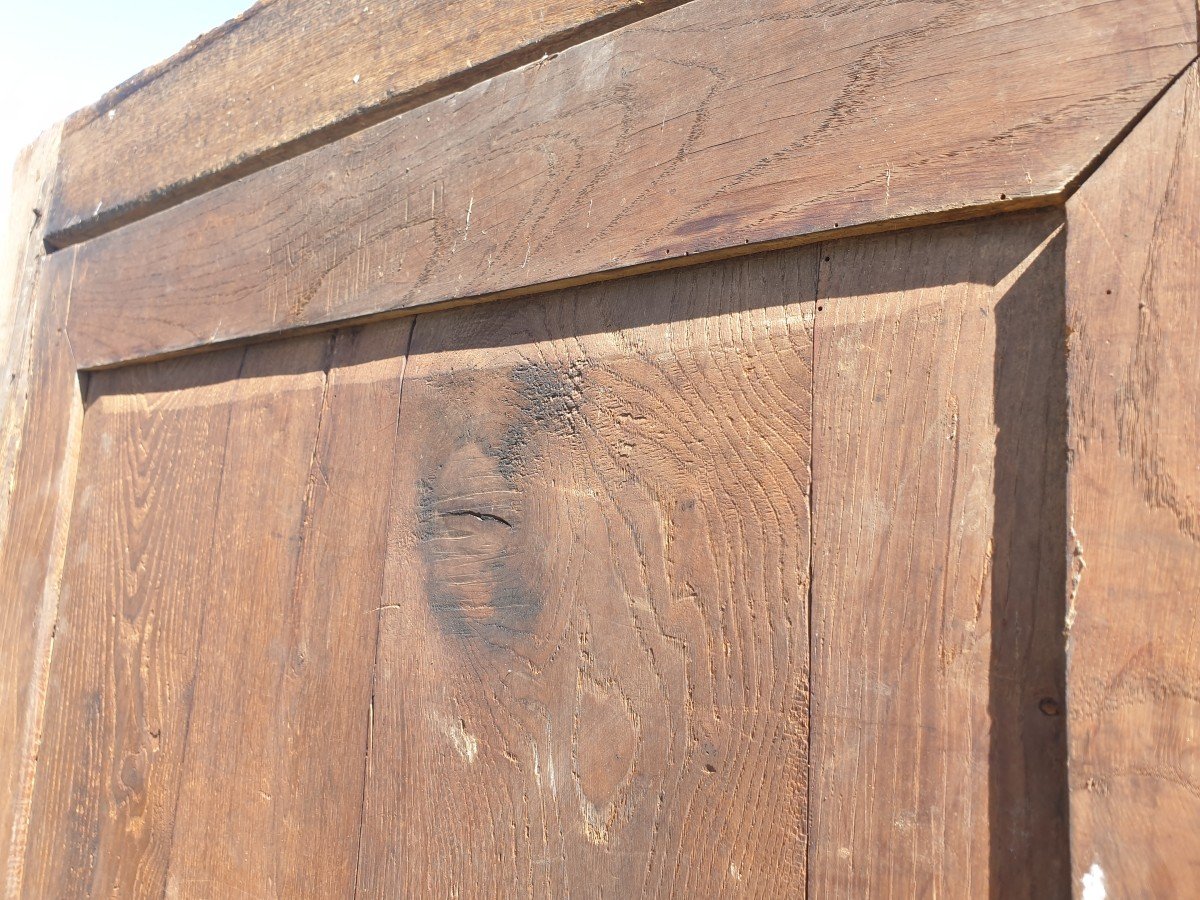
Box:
[1038,697,1061,717]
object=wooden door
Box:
[2,2,1197,897]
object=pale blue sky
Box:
[1,0,250,231]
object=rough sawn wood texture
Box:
[21,322,413,898]
[358,250,815,896]
[44,0,695,248]
[0,130,80,895]
[61,0,1196,368]
[809,211,1071,897]
[1065,61,1200,897]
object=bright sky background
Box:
[1,0,250,236]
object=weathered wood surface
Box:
[44,0,694,248]
[358,252,814,895]
[1064,62,1200,897]
[0,129,62,574]
[809,212,1070,896]
[21,322,412,898]
[64,0,1195,369]
[1,131,59,433]
[0,132,81,895]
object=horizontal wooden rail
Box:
[60,0,1196,368]
[43,0,698,248]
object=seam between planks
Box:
[1059,50,1200,201]
[804,243,822,898]
[350,315,416,899]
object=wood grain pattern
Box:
[63,0,1196,369]
[0,150,72,888]
[0,232,82,894]
[21,321,412,897]
[1064,62,1200,897]
[45,0,694,247]
[357,251,815,895]
[809,212,1070,896]
[1,129,61,445]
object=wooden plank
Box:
[357,251,814,894]
[0,126,71,889]
[63,0,1195,369]
[163,322,411,897]
[0,206,83,895]
[21,342,257,898]
[1,130,60,447]
[21,322,412,897]
[44,0,695,248]
[1064,62,1200,897]
[809,212,1070,896]
[0,129,63,589]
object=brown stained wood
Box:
[809,212,1070,896]
[21,343,256,898]
[63,0,1195,369]
[357,252,815,895]
[0,246,82,894]
[1,129,61,450]
[45,0,695,247]
[21,322,412,897]
[0,129,70,888]
[164,322,411,897]
[0,127,63,625]
[1064,62,1200,897]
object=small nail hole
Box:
[1038,697,1061,717]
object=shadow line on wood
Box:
[989,230,1070,896]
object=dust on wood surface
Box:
[61,0,1195,369]
[1064,61,1200,897]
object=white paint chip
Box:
[1081,861,1106,900]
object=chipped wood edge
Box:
[1062,57,1200,899]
